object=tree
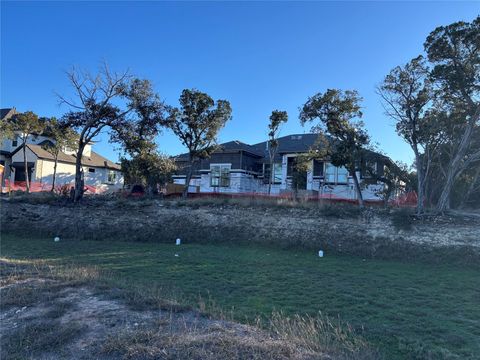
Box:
[424,17,480,212]
[58,64,159,202]
[120,152,176,194]
[378,56,439,215]
[165,89,232,198]
[367,160,410,206]
[267,110,288,194]
[112,79,172,194]
[3,111,45,193]
[300,89,370,207]
[41,118,78,191]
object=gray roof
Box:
[1,108,16,120]
[251,133,322,157]
[217,141,263,156]
[174,133,391,163]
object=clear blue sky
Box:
[1,1,478,165]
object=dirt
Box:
[0,266,327,360]
[2,199,480,264]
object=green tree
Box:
[41,118,78,191]
[267,110,288,194]
[166,89,232,198]
[112,80,171,194]
[424,16,480,212]
[120,152,176,194]
[378,56,440,215]
[300,89,370,207]
[3,111,45,193]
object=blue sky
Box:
[1,1,478,164]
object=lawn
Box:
[1,234,479,359]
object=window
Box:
[108,170,116,183]
[363,160,377,178]
[325,163,336,183]
[210,165,230,187]
[88,168,95,173]
[313,160,324,177]
[325,162,349,184]
[337,166,348,183]
[12,138,18,147]
[273,163,282,184]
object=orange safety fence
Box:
[3,180,98,194]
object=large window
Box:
[325,162,349,184]
[325,162,336,183]
[210,165,230,187]
[273,163,282,184]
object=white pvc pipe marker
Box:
[318,250,324,257]
[176,238,181,245]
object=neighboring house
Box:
[0,107,123,193]
[172,133,401,201]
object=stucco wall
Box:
[9,149,123,192]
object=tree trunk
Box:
[436,108,479,213]
[415,152,425,216]
[268,156,273,195]
[51,156,58,192]
[23,141,30,193]
[182,158,193,199]
[460,165,480,209]
[74,144,85,202]
[351,169,364,208]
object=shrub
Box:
[391,208,415,231]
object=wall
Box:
[173,155,387,200]
[9,149,123,193]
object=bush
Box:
[391,208,415,231]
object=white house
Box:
[172,134,401,202]
[1,107,123,193]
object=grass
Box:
[1,234,479,359]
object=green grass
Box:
[1,234,479,359]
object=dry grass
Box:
[1,259,379,360]
[269,312,380,359]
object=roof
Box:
[1,108,16,121]
[251,133,322,156]
[217,141,263,156]
[18,143,121,170]
[174,140,263,161]
[173,133,392,163]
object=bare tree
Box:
[58,64,159,202]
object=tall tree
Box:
[300,89,370,207]
[58,64,159,202]
[424,16,480,212]
[3,111,45,193]
[267,110,288,194]
[166,89,232,198]
[120,152,176,194]
[378,56,439,215]
[41,117,78,191]
[112,80,171,194]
